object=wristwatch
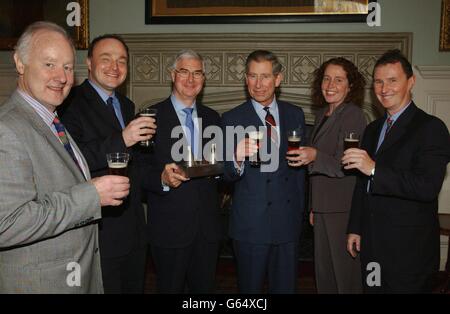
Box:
[370,167,375,177]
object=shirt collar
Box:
[251,98,278,114]
[171,94,197,114]
[88,80,116,104]
[17,89,56,127]
[387,101,412,123]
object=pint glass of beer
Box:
[286,128,302,165]
[139,107,157,147]
[106,152,130,177]
[343,132,360,151]
[248,131,263,167]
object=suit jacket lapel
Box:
[117,93,134,125]
[13,92,86,182]
[277,101,288,154]
[312,104,345,145]
[161,98,189,151]
[376,103,417,156]
[81,80,122,131]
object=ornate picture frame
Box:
[146,0,376,24]
[0,0,89,50]
[440,0,450,51]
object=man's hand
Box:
[161,163,189,189]
[235,138,258,165]
[91,175,130,206]
[286,146,317,167]
[309,211,314,226]
[342,148,375,176]
[122,116,156,147]
[347,233,361,258]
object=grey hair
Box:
[170,49,206,72]
[245,50,283,75]
[14,21,75,64]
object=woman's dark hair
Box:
[311,57,366,107]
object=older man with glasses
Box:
[141,49,222,293]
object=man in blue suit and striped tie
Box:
[222,50,306,293]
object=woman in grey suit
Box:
[287,58,367,293]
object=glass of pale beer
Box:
[106,153,130,177]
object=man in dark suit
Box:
[142,49,221,293]
[344,49,450,293]
[221,50,306,293]
[59,34,156,293]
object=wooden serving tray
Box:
[177,161,224,178]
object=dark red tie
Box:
[264,107,277,142]
[386,117,394,133]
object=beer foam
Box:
[248,131,263,140]
[288,136,301,142]
[108,162,127,168]
[140,113,156,117]
[344,138,359,142]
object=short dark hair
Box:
[87,34,129,60]
[245,50,282,75]
[311,57,366,107]
[373,49,413,78]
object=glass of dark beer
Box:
[286,128,302,165]
[139,107,157,147]
[344,132,360,151]
[248,131,263,167]
[106,152,130,177]
[343,132,360,167]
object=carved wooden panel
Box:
[121,33,411,124]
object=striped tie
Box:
[52,116,83,175]
[385,116,394,134]
[264,107,278,147]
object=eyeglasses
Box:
[246,73,275,82]
[174,68,205,80]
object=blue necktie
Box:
[107,97,124,129]
[182,107,195,157]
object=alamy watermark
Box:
[66,262,81,288]
[367,2,382,27]
[66,2,81,27]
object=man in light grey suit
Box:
[0,22,130,293]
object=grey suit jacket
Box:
[0,91,103,294]
[309,103,367,213]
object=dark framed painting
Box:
[0,0,89,50]
[146,0,376,24]
[440,0,450,51]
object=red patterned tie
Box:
[386,117,393,133]
[264,107,278,145]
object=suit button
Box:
[285,178,289,182]
[287,200,291,204]
[267,179,271,183]
[95,248,99,254]
[268,202,272,206]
